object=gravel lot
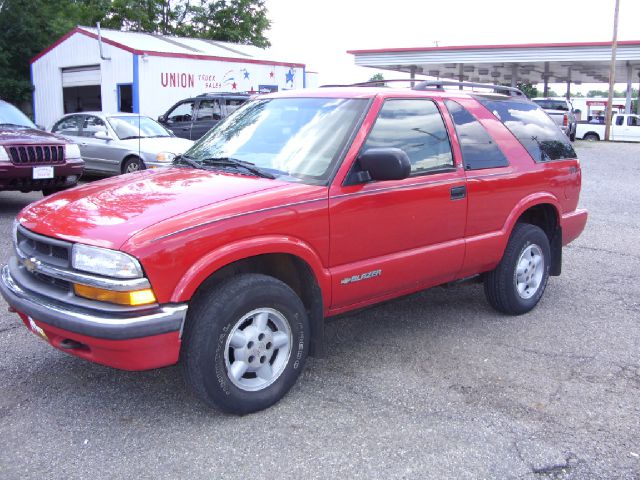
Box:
[1,142,639,479]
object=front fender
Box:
[169,235,331,306]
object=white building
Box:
[31,26,307,128]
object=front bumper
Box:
[0,158,84,191]
[0,264,187,370]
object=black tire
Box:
[181,274,310,414]
[122,156,145,174]
[583,133,599,142]
[484,223,551,315]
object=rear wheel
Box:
[181,274,309,414]
[122,156,145,174]
[583,133,599,142]
[484,223,551,315]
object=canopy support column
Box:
[543,62,550,97]
[625,62,632,113]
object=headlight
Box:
[0,146,9,163]
[72,244,143,279]
[155,152,176,162]
[65,143,81,159]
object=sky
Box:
[264,0,640,91]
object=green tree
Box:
[102,0,271,47]
[0,0,271,107]
[516,81,538,98]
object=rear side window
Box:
[444,100,509,170]
[52,115,82,136]
[361,99,454,175]
[478,98,576,162]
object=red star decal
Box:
[232,82,237,90]
[269,71,275,78]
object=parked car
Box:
[0,99,83,195]
[531,97,577,141]
[1,82,587,415]
[158,92,251,140]
[576,113,640,142]
[50,113,193,175]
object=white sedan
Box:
[50,112,193,175]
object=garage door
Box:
[62,66,101,87]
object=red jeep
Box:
[0,100,84,195]
[0,82,587,414]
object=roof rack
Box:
[320,79,525,97]
[413,80,525,97]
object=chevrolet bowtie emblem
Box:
[23,257,38,273]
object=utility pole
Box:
[605,0,620,141]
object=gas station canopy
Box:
[348,40,640,94]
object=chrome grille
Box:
[8,145,65,165]
[16,225,71,268]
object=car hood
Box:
[18,168,323,250]
[0,127,67,144]
[120,136,193,154]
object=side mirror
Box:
[350,148,411,184]
[94,130,112,141]
[158,115,166,123]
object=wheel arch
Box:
[173,239,330,357]
[121,154,144,173]
[508,198,562,276]
[582,131,600,141]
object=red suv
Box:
[0,82,587,414]
[0,100,84,194]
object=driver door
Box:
[328,98,467,310]
[164,100,196,139]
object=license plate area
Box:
[33,166,54,179]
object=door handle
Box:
[450,185,466,200]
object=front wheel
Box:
[122,156,145,174]
[181,274,310,414]
[583,133,599,142]
[484,223,551,315]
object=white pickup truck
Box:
[576,114,640,142]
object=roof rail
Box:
[320,79,417,88]
[320,79,526,97]
[412,80,525,97]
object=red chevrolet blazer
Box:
[1,82,587,414]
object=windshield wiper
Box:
[199,157,276,179]
[120,135,143,140]
[173,154,206,170]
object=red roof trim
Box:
[31,27,304,68]
[139,50,304,68]
[31,27,137,63]
[347,40,640,55]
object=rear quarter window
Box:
[477,98,577,162]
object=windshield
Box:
[184,97,368,185]
[107,115,172,140]
[0,101,36,128]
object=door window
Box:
[361,99,454,175]
[52,116,82,136]
[167,101,195,123]
[225,98,247,115]
[82,115,107,137]
[196,100,222,121]
[628,116,639,126]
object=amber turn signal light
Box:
[73,284,157,306]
